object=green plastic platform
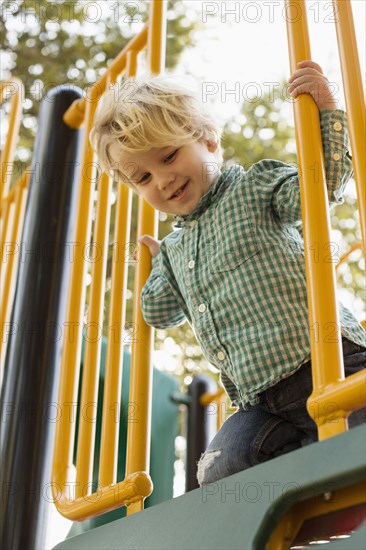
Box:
[54,424,366,550]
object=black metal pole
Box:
[185,375,217,492]
[0,86,83,549]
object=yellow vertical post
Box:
[148,0,167,75]
[98,185,132,487]
[0,199,14,291]
[0,78,23,200]
[332,0,366,254]
[0,175,28,384]
[125,0,167,516]
[285,0,348,439]
[75,83,113,495]
[98,63,133,487]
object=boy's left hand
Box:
[288,60,338,111]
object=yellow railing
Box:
[333,0,366,255]
[0,169,29,386]
[286,0,365,441]
[0,79,28,387]
[336,242,362,269]
[0,78,23,200]
[51,0,166,521]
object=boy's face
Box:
[109,139,221,216]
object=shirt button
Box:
[198,303,206,313]
[217,351,225,361]
[190,220,197,227]
[333,152,341,161]
[333,122,342,131]
[188,260,195,269]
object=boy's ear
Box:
[206,139,218,153]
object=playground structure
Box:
[0,0,365,548]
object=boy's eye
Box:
[138,173,151,184]
[164,149,178,163]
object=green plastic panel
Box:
[54,423,366,550]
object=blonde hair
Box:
[90,74,222,188]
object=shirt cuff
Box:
[320,109,350,149]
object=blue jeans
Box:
[197,337,366,485]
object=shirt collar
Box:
[172,165,245,228]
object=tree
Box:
[1,0,198,172]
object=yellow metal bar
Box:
[336,242,362,269]
[99,184,132,487]
[148,0,167,75]
[332,0,366,255]
[0,199,13,283]
[75,156,112,497]
[200,389,235,431]
[123,181,152,495]
[0,176,29,384]
[98,68,132,488]
[63,26,148,129]
[0,78,24,200]
[0,167,30,284]
[308,370,366,438]
[0,164,31,211]
[126,49,138,77]
[53,471,152,522]
[285,0,348,439]
[125,196,157,515]
[200,389,225,407]
[52,89,101,499]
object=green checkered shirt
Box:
[140,109,366,408]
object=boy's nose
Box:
[157,173,176,191]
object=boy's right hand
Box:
[134,234,161,259]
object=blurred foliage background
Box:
[1,0,364,399]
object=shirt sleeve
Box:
[249,109,353,226]
[140,253,187,329]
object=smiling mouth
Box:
[170,181,189,200]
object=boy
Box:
[90,60,366,485]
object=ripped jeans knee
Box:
[196,445,253,486]
[197,449,223,486]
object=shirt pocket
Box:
[203,201,259,273]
